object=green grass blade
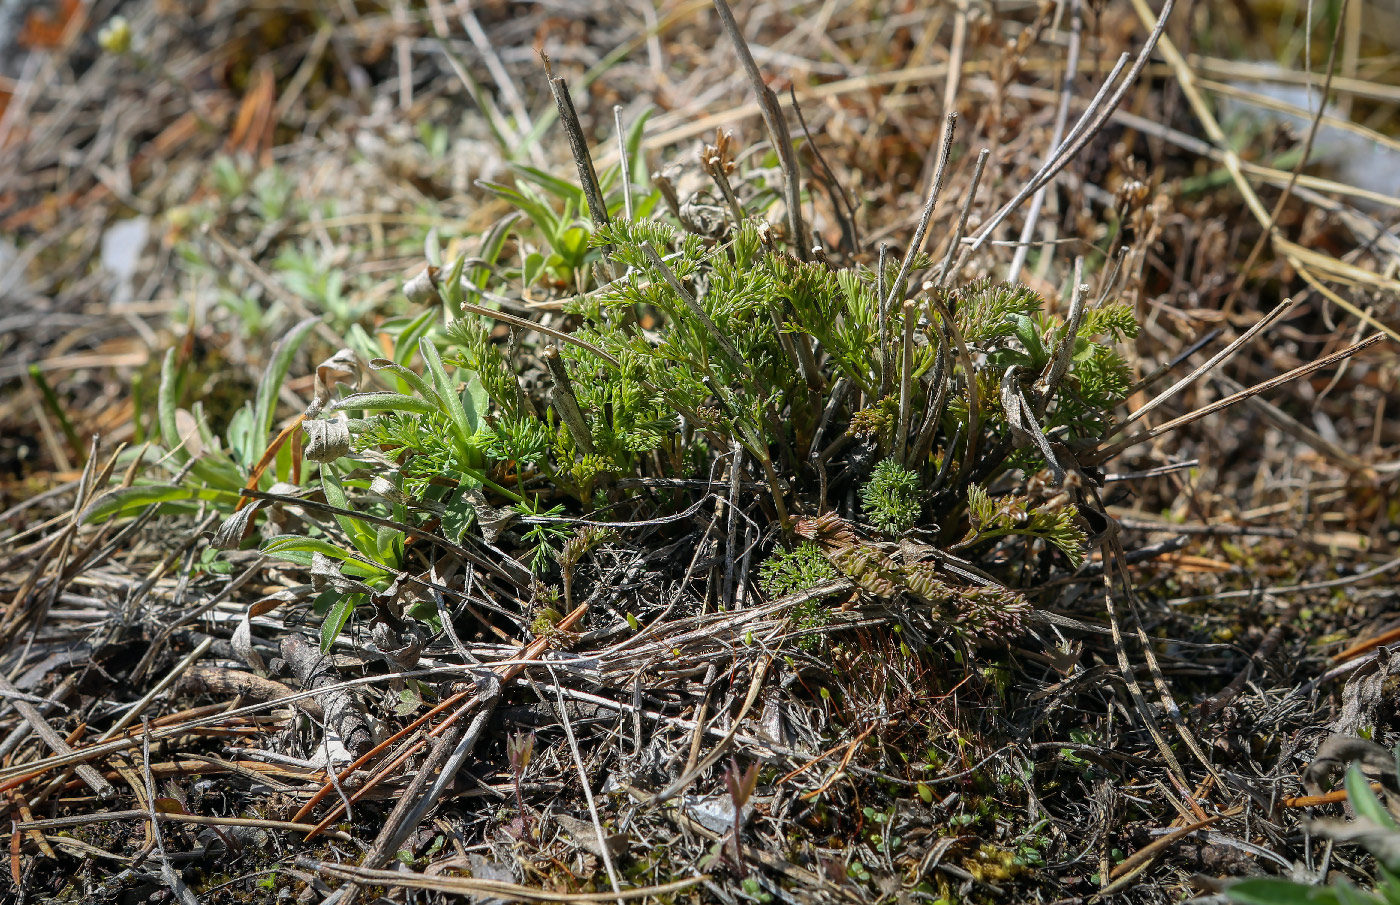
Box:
[254,316,319,442]
[394,308,437,366]
[321,470,379,561]
[369,359,439,405]
[508,163,585,205]
[158,348,185,463]
[320,594,358,651]
[83,484,241,523]
[476,180,559,237]
[419,337,474,454]
[261,535,389,578]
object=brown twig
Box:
[710,0,807,257]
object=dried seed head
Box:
[506,731,535,775]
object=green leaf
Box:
[523,251,546,288]
[624,107,652,188]
[260,535,388,579]
[394,308,437,366]
[1377,867,1400,905]
[255,317,319,450]
[441,484,476,544]
[83,484,242,523]
[1348,765,1399,831]
[420,337,474,454]
[321,470,379,561]
[1226,879,1341,905]
[184,454,247,495]
[437,252,471,321]
[1336,879,1385,905]
[331,392,437,416]
[191,401,221,455]
[344,323,382,369]
[477,180,559,237]
[320,593,358,651]
[226,403,257,468]
[274,425,295,483]
[158,348,185,462]
[424,227,443,267]
[508,163,586,205]
[261,534,351,561]
[466,213,520,309]
[368,359,439,405]
[375,524,405,565]
[557,225,591,263]
[461,373,488,435]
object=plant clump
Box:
[94,192,1143,651]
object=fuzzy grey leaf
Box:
[307,349,362,417]
[211,503,261,550]
[303,418,352,463]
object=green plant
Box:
[123,93,1147,652]
[259,466,407,650]
[275,243,368,329]
[861,458,921,535]
[759,542,839,652]
[336,193,1138,642]
[476,109,655,295]
[959,484,1088,568]
[758,543,838,598]
[84,317,321,524]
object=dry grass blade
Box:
[0,675,113,800]
[306,861,706,902]
[1115,296,1299,432]
[1124,0,1400,341]
[1091,333,1387,462]
[885,113,957,311]
[1007,0,1083,284]
[650,654,771,805]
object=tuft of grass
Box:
[85,92,1145,651]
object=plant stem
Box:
[933,148,990,289]
[910,327,950,465]
[877,243,893,399]
[723,442,743,609]
[640,242,751,384]
[652,170,683,222]
[896,301,918,465]
[929,296,980,491]
[703,153,746,226]
[543,60,609,235]
[614,105,634,221]
[884,112,957,312]
[543,346,594,455]
[710,0,808,257]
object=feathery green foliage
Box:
[861,459,923,535]
[962,485,1088,568]
[759,543,839,598]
